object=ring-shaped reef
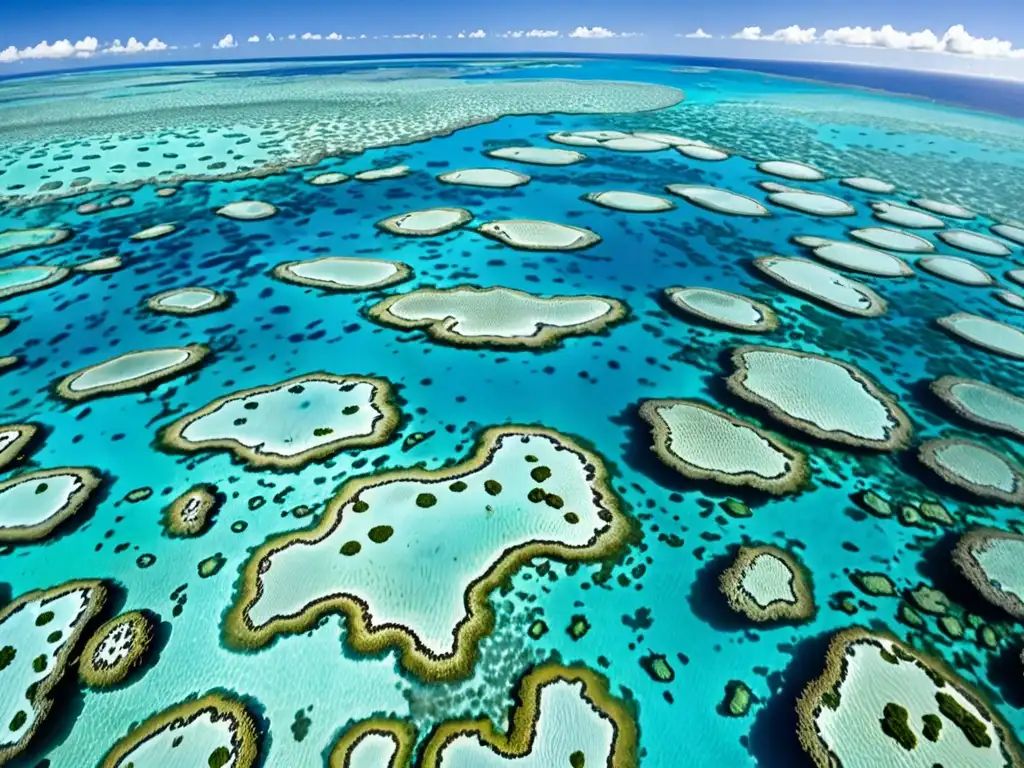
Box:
[719,544,815,622]
[758,160,826,181]
[485,147,585,166]
[354,165,411,181]
[992,223,1024,246]
[160,373,399,471]
[0,423,37,472]
[0,467,102,543]
[953,528,1024,620]
[55,344,211,402]
[129,223,177,242]
[639,399,808,494]
[215,200,278,221]
[376,208,472,237]
[918,256,993,286]
[937,313,1024,360]
[437,168,531,188]
[223,426,631,682]
[677,145,729,161]
[271,256,412,292]
[931,376,1024,441]
[840,177,895,194]
[937,230,1012,257]
[0,579,107,764]
[163,483,220,537]
[768,191,856,217]
[78,610,154,688]
[805,241,913,278]
[583,190,675,213]
[0,227,72,256]
[327,718,417,767]
[665,184,770,217]
[753,256,887,317]
[910,198,974,219]
[664,286,779,332]
[98,691,261,768]
[797,627,1023,768]
[366,286,627,349]
[725,345,912,451]
[0,265,71,300]
[476,220,600,251]
[849,227,935,253]
[416,663,638,768]
[145,286,232,316]
[870,202,945,229]
[918,438,1024,505]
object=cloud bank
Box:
[0,35,175,64]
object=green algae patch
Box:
[327,718,417,768]
[851,572,896,597]
[665,184,770,217]
[726,346,912,451]
[640,652,675,683]
[198,553,226,578]
[477,219,601,251]
[98,691,261,768]
[723,680,753,717]
[0,265,71,300]
[78,610,154,689]
[55,344,210,402]
[223,426,631,682]
[0,227,72,257]
[854,490,893,517]
[753,256,887,318]
[0,579,107,764]
[954,528,1024,620]
[720,544,815,623]
[0,467,101,543]
[0,423,37,473]
[909,584,951,616]
[639,399,808,495]
[664,286,779,332]
[937,313,1024,360]
[163,483,220,538]
[417,663,638,768]
[797,627,1022,768]
[932,376,1024,442]
[145,286,232,316]
[918,438,1024,505]
[272,255,412,293]
[376,207,472,237]
[368,285,627,349]
[160,373,400,471]
[568,614,591,640]
[215,200,278,221]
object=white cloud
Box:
[732,26,763,41]
[247,35,260,43]
[266,33,275,42]
[767,25,817,44]
[327,32,341,40]
[301,32,322,40]
[393,33,425,39]
[287,34,296,40]
[213,33,237,49]
[685,29,713,39]
[569,26,617,39]
[0,36,99,64]
[104,37,169,54]
[458,29,485,39]
[526,29,560,38]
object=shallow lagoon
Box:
[1,54,1024,767]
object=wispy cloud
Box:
[457,29,487,39]
[213,33,237,49]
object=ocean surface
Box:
[0,54,1023,767]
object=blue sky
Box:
[2,0,1023,79]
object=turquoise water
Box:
[1,55,1024,766]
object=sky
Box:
[2,0,1024,80]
